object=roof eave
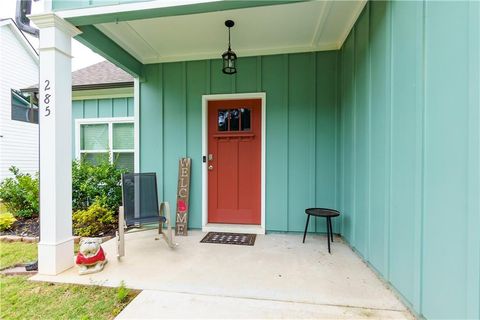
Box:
[20,81,134,93]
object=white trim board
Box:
[72,87,133,100]
[201,92,266,235]
[140,43,339,65]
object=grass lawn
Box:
[0,242,138,320]
[0,242,37,269]
[0,242,80,270]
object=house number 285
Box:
[44,80,51,117]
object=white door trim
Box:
[201,92,266,235]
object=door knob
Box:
[208,165,213,171]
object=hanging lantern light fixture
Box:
[222,20,237,75]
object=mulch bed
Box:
[0,217,116,239]
[0,217,40,238]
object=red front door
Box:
[208,99,261,224]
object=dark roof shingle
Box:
[22,60,134,92]
[72,60,133,86]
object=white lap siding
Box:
[0,21,39,181]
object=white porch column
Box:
[30,13,81,275]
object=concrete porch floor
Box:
[32,230,412,319]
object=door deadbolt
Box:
[208,165,213,171]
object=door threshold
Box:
[202,223,265,235]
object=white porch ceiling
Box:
[96,1,366,64]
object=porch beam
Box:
[29,13,81,275]
[62,1,303,26]
[75,25,143,78]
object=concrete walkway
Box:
[32,230,412,319]
[116,290,410,319]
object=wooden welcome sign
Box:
[175,157,191,236]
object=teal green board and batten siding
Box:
[139,52,339,233]
[71,97,134,157]
[339,1,479,319]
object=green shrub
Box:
[0,212,17,231]
[0,167,39,218]
[0,160,124,222]
[73,199,116,237]
[72,159,125,213]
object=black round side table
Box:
[303,208,340,253]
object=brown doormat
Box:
[200,232,256,246]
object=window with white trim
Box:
[77,118,134,172]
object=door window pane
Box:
[114,152,134,172]
[81,124,108,150]
[113,123,134,149]
[229,109,239,131]
[218,110,228,131]
[217,108,251,132]
[240,108,251,131]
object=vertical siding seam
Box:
[466,1,480,318]
[336,50,342,235]
[313,52,317,233]
[386,0,394,282]
[340,49,346,237]
[477,3,480,315]
[475,3,480,318]
[352,26,357,247]
[285,54,290,231]
[184,61,188,156]
[416,0,427,313]
[134,86,140,172]
[333,51,338,232]
[366,3,372,261]
[206,60,211,94]
[256,56,262,92]
[160,64,165,200]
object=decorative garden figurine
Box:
[75,238,107,275]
